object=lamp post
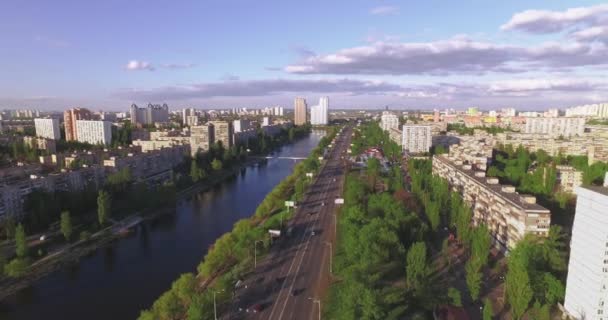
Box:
[213,289,224,320]
[254,239,264,269]
[308,297,321,320]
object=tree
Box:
[465,260,482,301]
[211,159,223,171]
[483,299,494,320]
[406,242,429,292]
[60,211,72,241]
[506,250,533,320]
[15,224,28,258]
[5,258,28,277]
[190,160,206,182]
[295,178,306,202]
[97,190,112,226]
[470,224,491,268]
[366,157,381,189]
[3,217,16,239]
[448,287,462,306]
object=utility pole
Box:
[213,289,224,320]
[325,241,333,274]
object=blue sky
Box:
[1,0,607,110]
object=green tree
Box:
[97,190,112,226]
[211,159,223,171]
[5,258,28,277]
[366,157,380,189]
[295,178,306,202]
[506,250,533,320]
[448,287,462,306]
[15,224,28,258]
[190,160,206,182]
[406,242,429,292]
[483,299,494,320]
[60,211,72,241]
[3,217,16,239]
[465,260,482,301]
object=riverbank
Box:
[0,131,311,302]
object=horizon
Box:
[1,1,607,110]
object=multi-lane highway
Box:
[226,125,352,320]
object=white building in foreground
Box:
[380,111,399,132]
[310,96,328,125]
[75,120,112,145]
[564,181,608,320]
[34,118,61,140]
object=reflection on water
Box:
[0,133,322,320]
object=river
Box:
[0,132,323,320]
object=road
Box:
[226,126,352,320]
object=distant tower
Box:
[294,97,308,125]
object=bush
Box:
[5,258,29,277]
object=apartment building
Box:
[524,117,585,138]
[565,102,608,118]
[389,128,402,146]
[433,155,551,251]
[209,121,233,148]
[132,139,190,153]
[310,97,329,126]
[233,119,252,133]
[556,165,583,194]
[34,118,61,140]
[381,111,399,132]
[75,120,112,145]
[130,103,169,125]
[190,124,214,156]
[402,125,432,154]
[23,136,57,153]
[294,97,308,125]
[564,184,608,320]
[64,108,93,141]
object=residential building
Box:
[64,108,93,141]
[310,97,328,126]
[75,120,112,145]
[185,115,199,126]
[23,136,57,153]
[130,103,169,125]
[402,125,432,154]
[556,165,583,194]
[564,184,608,320]
[381,111,399,132]
[294,97,308,125]
[262,117,270,127]
[233,119,252,133]
[209,121,233,148]
[389,128,402,146]
[190,124,214,156]
[524,117,585,138]
[432,155,551,251]
[34,118,61,140]
[565,102,608,118]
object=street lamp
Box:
[213,289,225,320]
[308,297,321,320]
[254,240,264,269]
[325,241,333,274]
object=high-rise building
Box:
[565,102,608,118]
[262,117,270,127]
[34,118,61,140]
[402,125,432,154]
[233,119,252,133]
[190,124,215,156]
[185,115,199,127]
[524,117,585,138]
[75,120,112,145]
[564,183,608,320]
[130,103,169,125]
[209,121,233,148]
[310,97,329,126]
[64,108,93,141]
[294,97,307,125]
[380,111,399,131]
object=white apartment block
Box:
[566,103,608,118]
[381,112,399,132]
[402,125,432,154]
[34,118,61,140]
[233,119,252,133]
[564,185,608,320]
[75,120,112,145]
[310,97,329,125]
[524,117,585,138]
[556,165,583,194]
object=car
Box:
[252,303,263,313]
[311,231,316,236]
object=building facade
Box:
[130,103,169,125]
[23,136,57,153]
[565,102,608,118]
[190,124,214,156]
[564,185,608,320]
[294,97,308,125]
[402,125,432,154]
[381,112,399,132]
[64,108,93,141]
[34,118,61,140]
[233,119,252,133]
[524,117,585,138]
[75,120,112,145]
[310,97,328,126]
[209,121,233,148]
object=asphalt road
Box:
[226,126,352,320]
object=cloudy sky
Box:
[1,0,607,111]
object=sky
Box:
[1,0,607,111]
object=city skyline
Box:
[1,1,608,110]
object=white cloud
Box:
[125,60,154,71]
[501,3,608,33]
[160,63,197,69]
[370,6,400,16]
[488,78,607,94]
[571,26,608,43]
